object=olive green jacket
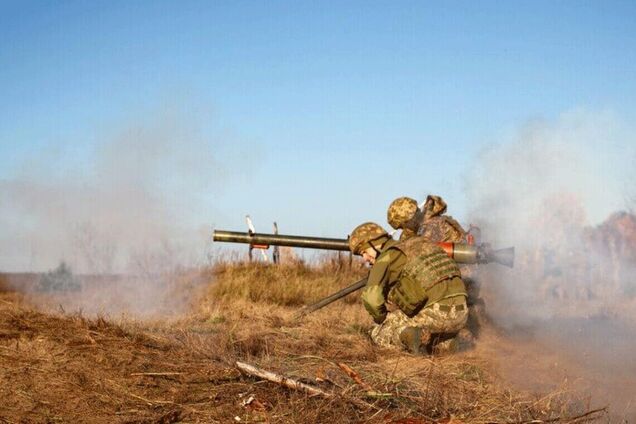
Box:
[361,239,466,324]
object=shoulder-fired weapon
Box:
[212,229,514,317]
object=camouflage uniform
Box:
[387,194,476,292]
[418,195,466,242]
[418,195,477,277]
[358,235,468,353]
[371,303,468,351]
[416,196,479,337]
[387,195,467,243]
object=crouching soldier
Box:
[349,222,469,354]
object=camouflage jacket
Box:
[399,195,466,242]
[361,237,466,323]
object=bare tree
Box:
[72,222,117,274]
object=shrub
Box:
[37,262,82,292]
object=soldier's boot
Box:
[456,328,475,351]
[399,326,422,354]
[435,329,475,354]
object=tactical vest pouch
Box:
[390,240,462,317]
[392,274,427,317]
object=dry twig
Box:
[236,361,334,397]
[235,360,379,410]
[337,362,374,391]
[506,406,607,424]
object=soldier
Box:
[349,222,469,354]
[387,195,466,242]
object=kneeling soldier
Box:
[349,222,468,354]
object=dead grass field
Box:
[0,261,610,423]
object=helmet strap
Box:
[369,236,388,256]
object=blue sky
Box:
[1,1,636,270]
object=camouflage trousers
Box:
[370,301,468,351]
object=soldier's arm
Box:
[361,253,393,324]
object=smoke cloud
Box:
[464,108,636,419]
[0,108,232,275]
[0,106,261,316]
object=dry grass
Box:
[0,260,609,423]
[209,255,366,306]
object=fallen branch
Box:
[507,406,607,424]
[559,406,608,424]
[236,361,332,397]
[235,361,379,410]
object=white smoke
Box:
[467,109,631,241]
[464,108,636,419]
[0,107,235,275]
[466,109,635,313]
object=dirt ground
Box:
[0,265,619,423]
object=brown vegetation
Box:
[0,257,608,423]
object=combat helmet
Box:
[349,222,388,255]
[387,197,419,229]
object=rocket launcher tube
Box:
[213,230,349,251]
[212,229,514,267]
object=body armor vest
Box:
[388,237,462,317]
[417,216,466,243]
